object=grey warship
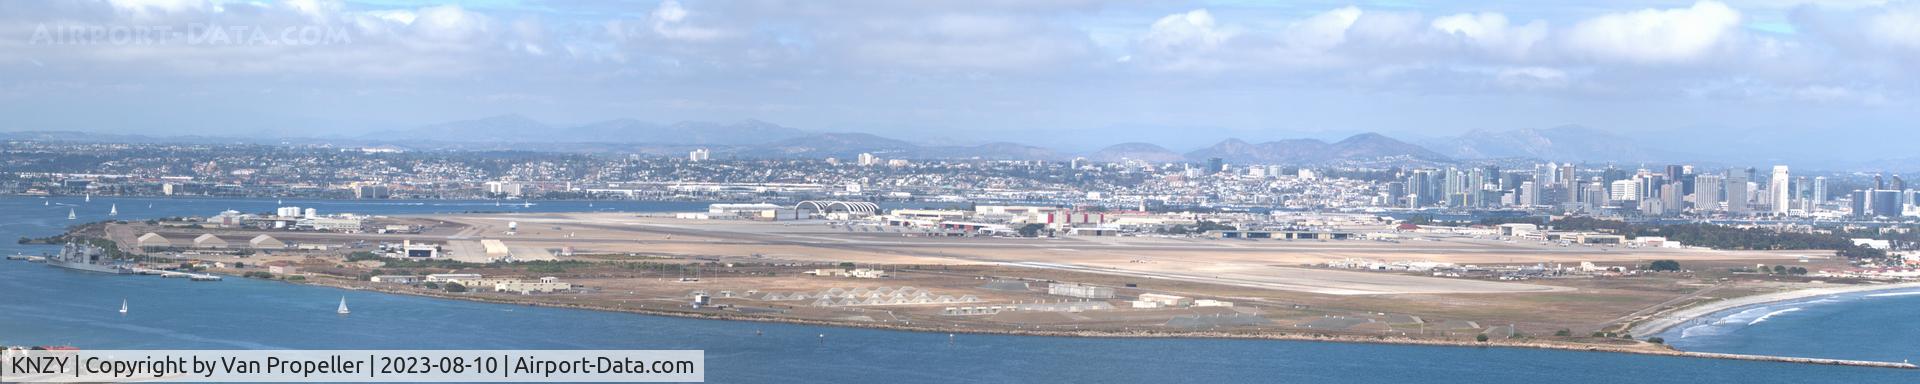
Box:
[47,242,129,274]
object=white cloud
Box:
[106,0,210,18]
[1137,9,1235,68]
[410,5,490,44]
[1431,12,1548,60]
[1284,6,1363,52]
[1563,1,1743,64]
[1864,6,1920,50]
[650,0,728,42]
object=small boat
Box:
[337,297,350,315]
[84,194,91,202]
[119,299,127,315]
[67,208,76,220]
[522,201,532,208]
[108,204,118,216]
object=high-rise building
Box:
[1813,176,1827,206]
[1206,157,1225,174]
[1660,182,1685,215]
[1610,179,1640,202]
[1770,166,1791,214]
[1407,170,1433,207]
[1873,190,1902,218]
[1726,171,1750,214]
[1694,174,1723,211]
[857,153,879,166]
[688,148,710,162]
[1852,190,1870,218]
[1519,181,1539,207]
[1559,165,1576,189]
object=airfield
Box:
[423,213,1810,296]
[97,211,1846,340]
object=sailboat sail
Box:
[337,297,350,315]
[119,299,128,314]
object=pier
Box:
[127,267,222,281]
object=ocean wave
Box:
[1864,291,1920,298]
[1747,308,1802,326]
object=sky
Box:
[1,0,1918,153]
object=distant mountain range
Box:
[1183,133,1450,164]
[11,114,1871,168]
[1418,125,1675,163]
[376,114,810,146]
[1088,142,1185,163]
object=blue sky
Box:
[0,0,1916,153]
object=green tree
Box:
[1475,334,1490,342]
[1016,223,1047,237]
[1648,260,1681,271]
[445,283,467,293]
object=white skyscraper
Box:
[1770,165,1790,214]
[1610,179,1640,201]
[1813,176,1827,205]
[689,148,710,162]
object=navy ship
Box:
[46,242,129,274]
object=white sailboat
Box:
[84,194,91,203]
[522,201,532,208]
[119,299,128,315]
[337,297,350,315]
[108,204,118,216]
[67,208,76,220]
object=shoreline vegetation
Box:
[251,271,1916,370]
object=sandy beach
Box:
[1630,282,1920,337]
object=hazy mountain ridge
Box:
[374,115,808,146]
[1421,125,1676,162]
[23,116,1897,169]
[1088,142,1185,163]
[1184,133,1450,164]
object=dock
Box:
[127,267,223,282]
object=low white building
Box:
[1137,293,1191,307]
[425,273,482,282]
[495,281,571,294]
[371,275,422,284]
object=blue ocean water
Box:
[2,196,1916,383]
